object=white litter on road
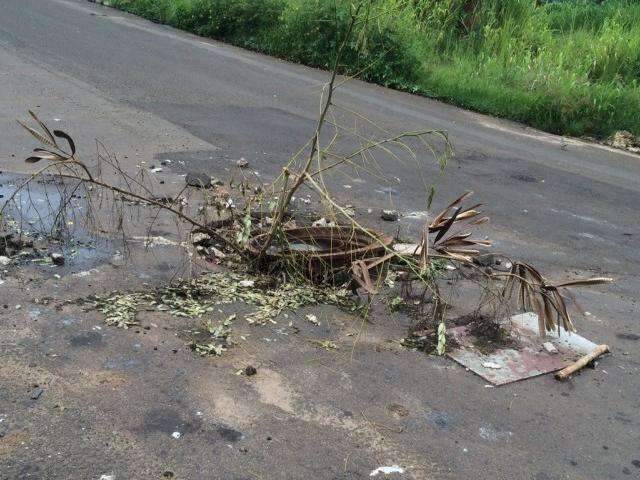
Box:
[370,465,405,476]
[73,268,100,278]
[132,235,182,247]
[392,243,422,255]
[482,362,502,369]
[306,314,319,325]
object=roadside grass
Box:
[108,0,640,139]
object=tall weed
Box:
[110,0,640,138]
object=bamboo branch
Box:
[555,344,610,380]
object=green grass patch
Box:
[108,0,640,139]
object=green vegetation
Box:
[109,0,640,138]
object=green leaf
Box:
[436,321,446,356]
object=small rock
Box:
[312,217,336,227]
[381,209,399,222]
[244,365,257,376]
[185,172,213,188]
[543,342,558,354]
[236,158,249,168]
[473,253,495,267]
[0,256,10,266]
[30,387,44,400]
[387,403,409,418]
[473,254,512,272]
[171,431,181,439]
[50,253,65,266]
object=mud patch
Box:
[401,329,460,354]
[253,368,297,414]
[466,314,519,354]
[209,392,259,426]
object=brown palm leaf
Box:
[501,262,613,336]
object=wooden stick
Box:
[555,344,610,380]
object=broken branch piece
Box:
[555,344,610,380]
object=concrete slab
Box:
[448,313,599,385]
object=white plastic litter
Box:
[370,465,405,477]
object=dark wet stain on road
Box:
[426,411,456,431]
[69,331,103,348]
[616,332,640,341]
[141,407,244,444]
[142,407,200,435]
[511,173,539,183]
[216,426,243,442]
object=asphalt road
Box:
[1,1,639,479]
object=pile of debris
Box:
[606,130,640,153]
[7,99,614,383]
[0,228,57,266]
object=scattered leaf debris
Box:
[309,339,339,351]
[84,271,359,355]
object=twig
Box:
[257,3,364,257]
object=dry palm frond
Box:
[350,253,395,295]
[427,191,490,262]
[18,111,77,162]
[501,262,612,336]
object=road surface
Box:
[1,1,639,479]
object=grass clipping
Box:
[85,271,358,343]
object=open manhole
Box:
[247,226,393,281]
